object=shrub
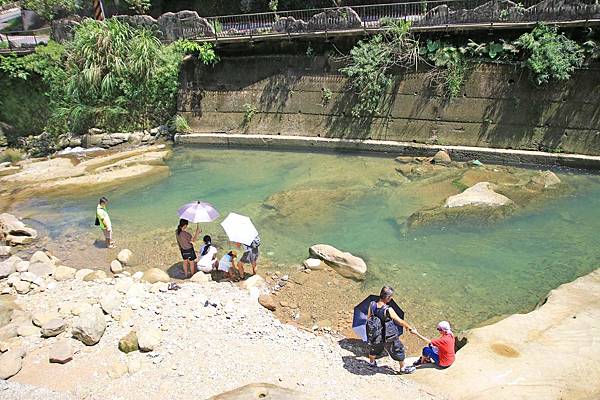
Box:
[0,148,24,164]
[517,24,584,85]
[171,114,190,132]
[242,104,258,125]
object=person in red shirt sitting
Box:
[410,321,456,369]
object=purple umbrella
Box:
[177,201,220,223]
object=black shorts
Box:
[240,247,259,264]
[369,338,405,362]
[180,246,197,261]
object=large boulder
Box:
[72,306,106,346]
[308,244,367,280]
[0,213,38,245]
[141,268,170,284]
[444,182,513,208]
[0,350,23,380]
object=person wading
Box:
[175,219,201,278]
[367,286,416,374]
[96,197,115,249]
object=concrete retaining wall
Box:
[178,55,600,156]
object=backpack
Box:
[366,302,384,345]
[368,302,400,343]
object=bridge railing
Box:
[0,28,50,53]
[202,0,600,40]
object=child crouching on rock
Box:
[218,250,238,281]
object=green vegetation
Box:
[340,20,417,117]
[21,0,79,20]
[341,22,597,116]
[516,24,584,85]
[321,88,332,107]
[0,18,218,150]
[0,148,24,164]
[242,104,258,125]
[170,114,190,132]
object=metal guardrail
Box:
[0,27,49,53]
[199,0,600,41]
[1,0,600,51]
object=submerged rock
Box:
[445,182,513,208]
[308,244,367,281]
[527,170,561,189]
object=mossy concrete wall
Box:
[178,55,600,155]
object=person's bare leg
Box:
[191,261,197,275]
[183,260,189,278]
[237,261,245,279]
[251,261,257,275]
[369,355,376,364]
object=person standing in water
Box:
[96,197,115,249]
[175,219,201,278]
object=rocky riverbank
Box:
[0,249,436,400]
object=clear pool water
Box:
[12,147,600,332]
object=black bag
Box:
[94,216,100,226]
[383,314,399,342]
[366,302,384,345]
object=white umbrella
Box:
[220,212,258,246]
[177,201,220,223]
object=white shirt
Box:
[197,245,217,270]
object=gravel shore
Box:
[1,271,438,400]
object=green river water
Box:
[11,147,600,333]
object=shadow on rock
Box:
[338,338,367,357]
[341,356,397,376]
